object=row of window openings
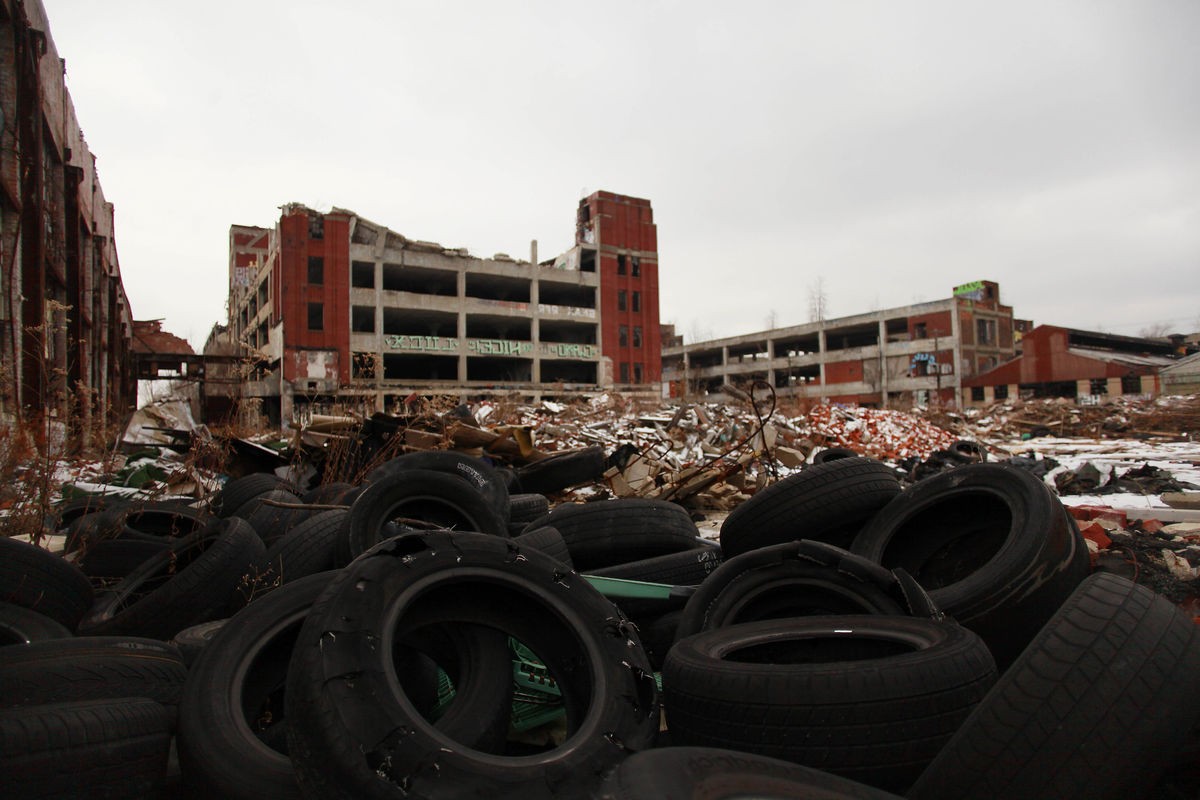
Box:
[617,291,641,312]
[618,326,643,348]
[619,363,644,383]
[616,255,641,277]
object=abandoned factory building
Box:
[213,191,661,421]
[962,325,1181,405]
[1,0,136,427]
[663,280,1022,408]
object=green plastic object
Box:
[582,574,697,602]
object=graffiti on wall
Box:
[384,335,599,360]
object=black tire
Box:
[212,473,297,517]
[177,573,334,800]
[950,440,988,462]
[0,602,72,645]
[340,469,508,563]
[367,451,511,526]
[508,492,550,526]
[512,525,574,568]
[0,697,171,799]
[0,636,187,725]
[675,539,939,642]
[61,508,126,553]
[909,573,1200,800]
[233,489,307,545]
[851,463,1089,668]
[514,446,607,494]
[663,616,997,792]
[73,538,170,579]
[285,531,660,800]
[0,536,94,630]
[595,746,904,800]
[52,494,121,531]
[179,571,510,800]
[254,508,348,590]
[112,500,213,538]
[811,446,860,464]
[523,498,702,571]
[170,619,228,667]
[720,457,901,557]
[300,481,356,505]
[629,608,683,672]
[78,518,266,640]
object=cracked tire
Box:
[908,572,1200,800]
[0,698,171,799]
[663,616,997,793]
[674,539,939,642]
[719,457,901,556]
[285,531,660,800]
[851,463,1089,668]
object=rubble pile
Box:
[935,395,1200,441]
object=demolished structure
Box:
[0,0,136,427]
[209,192,663,425]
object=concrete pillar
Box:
[817,329,827,390]
[457,272,467,383]
[1075,379,1090,399]
[530,272,541,383]
[1106,377,1122,398]
[877,319,889,407]
[1140,374,1157,396]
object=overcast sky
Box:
[43,0,1200,349]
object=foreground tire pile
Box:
[1,453,1197,798]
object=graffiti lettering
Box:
[541,343,598,358]
[385,335,459,352]
[467,339,533,356]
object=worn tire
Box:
[591,547,725,618]
[811,446,860,464]
[523,498,703,571]
[213,473,297,517]
[909,573,1200,800]
[285,531,660,800]
[367,451,511,526]
[254,509,348,593]
[340,469,508,563]
[508,492,551,527]
[0,602,72,645]
[234,489,307,546]
[720,457,901,556]
[0,697,171,799]
[851,463,1089,668]
[170,619,228,667]
[0,636,187,726]
[515,446,607,494]
[663,616,997,792]
[675,540,939,642]
[78,518,266,640]
[595,746,904,800]
[73,538,170,579]
[512,525,574,568]
[0,536,94,630]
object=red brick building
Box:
[217,192,662,422]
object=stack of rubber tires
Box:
[1,451,1197,799]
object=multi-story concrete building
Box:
[663,280,1017,408]
[216,191,661,422]
[1,0,134,427]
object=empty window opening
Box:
[617,291,627,312]
[352,260,375,288]
[631,257,640,277]
[307,256,324,285]
[619,363,630,383]
[619,325,629,347]
[632,326,642,348]
[632,292,641,313]
[308,303,324,331]
[617,254,626,275]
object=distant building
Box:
[0,0,135,428]
[963,326,1182,405]
[663,280,1017,408]
[214,192,661,424]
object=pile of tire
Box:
[2,450,1197,799]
